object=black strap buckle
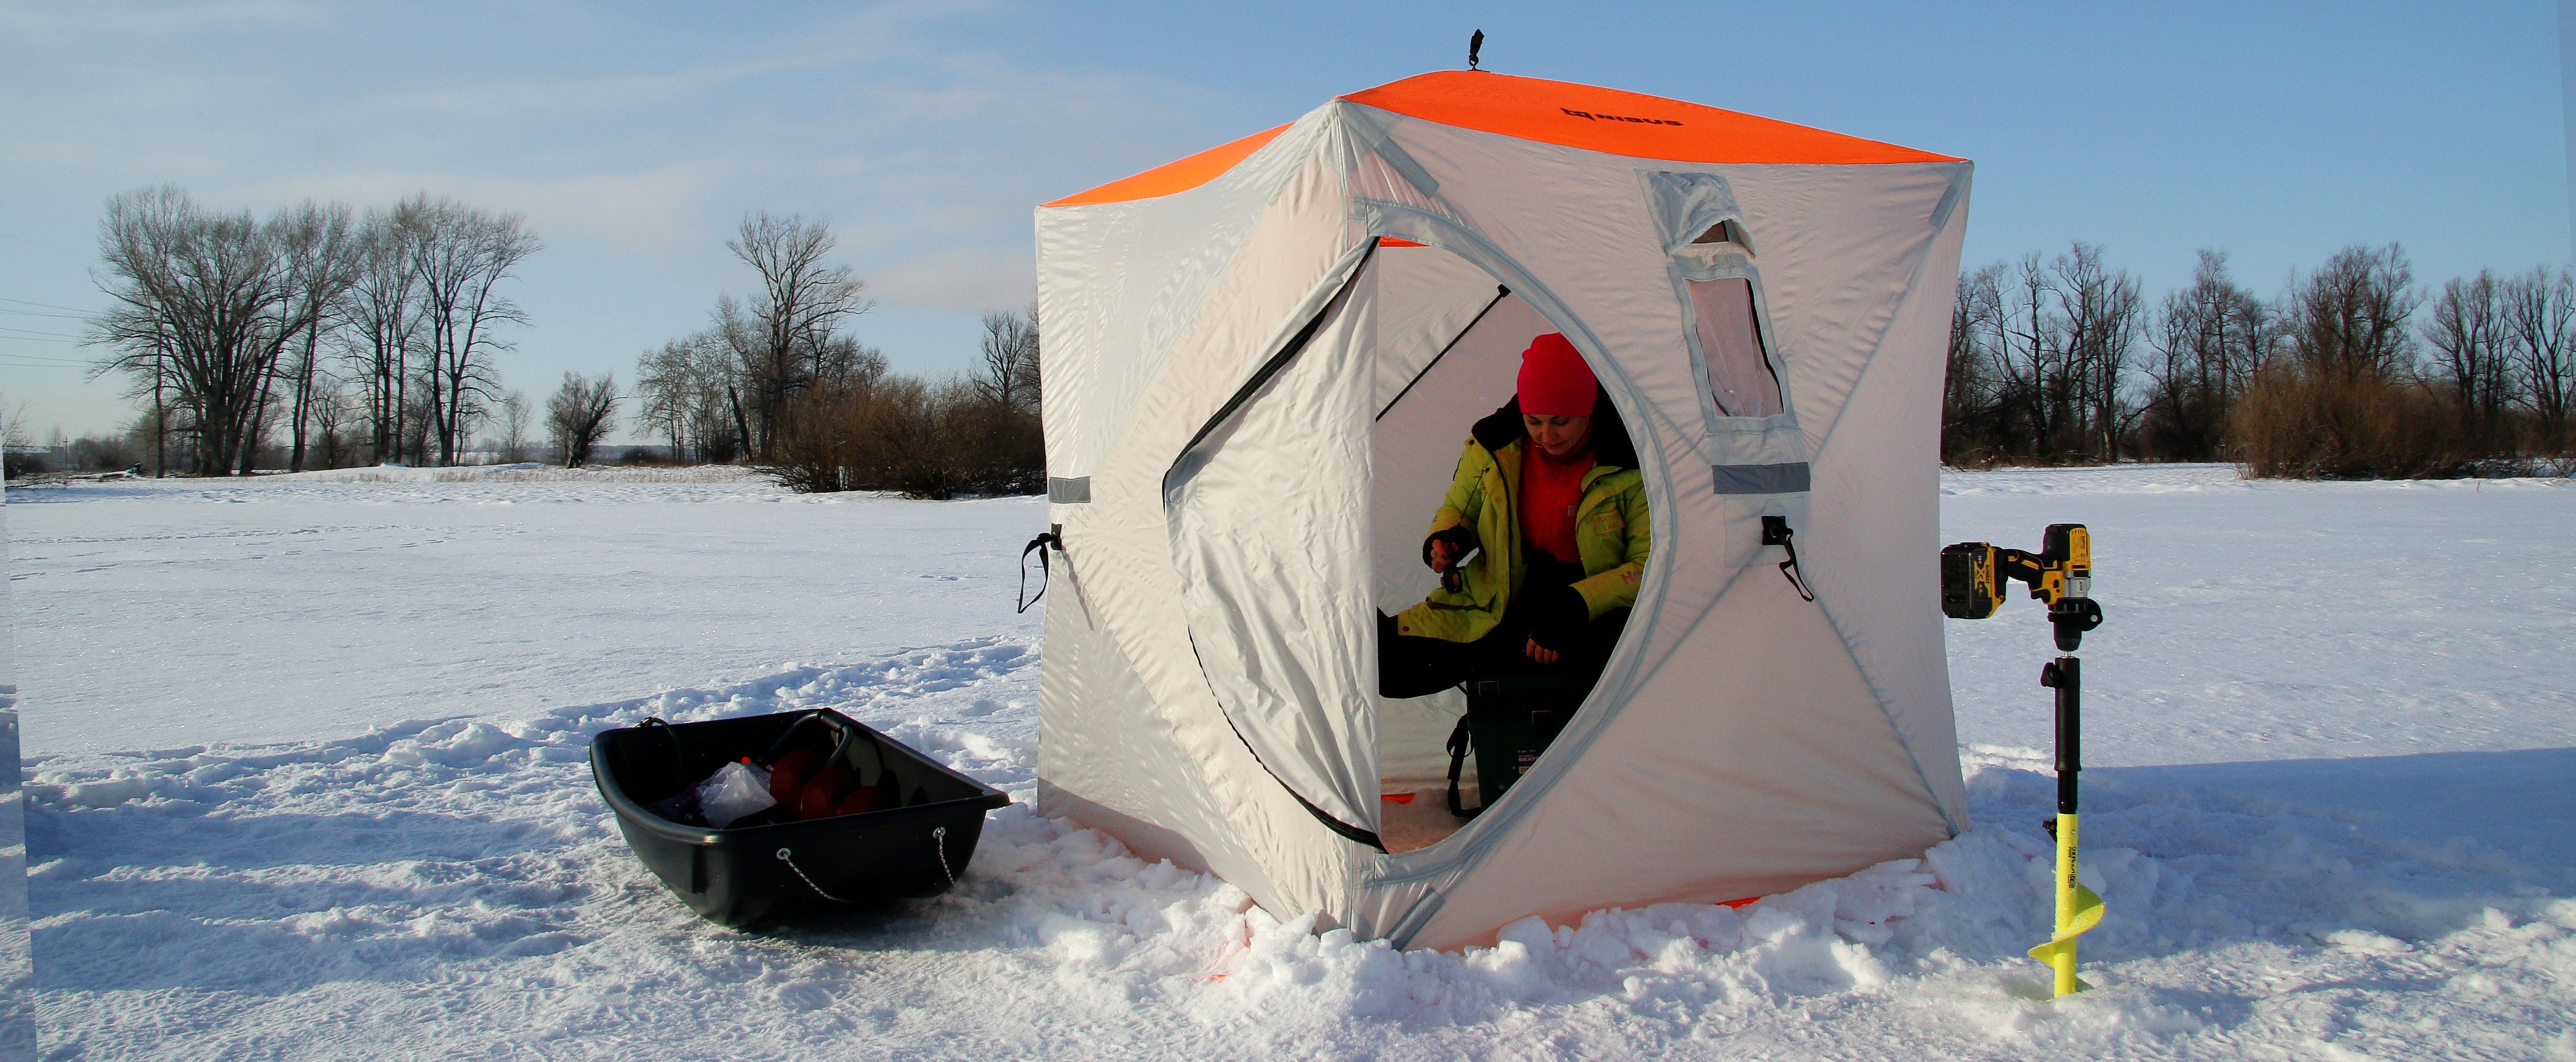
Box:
[1761,515,1816,603]
[1444,713,1481,820]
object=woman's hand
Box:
[1423,529,1473,574]
[1523,586,1586,666]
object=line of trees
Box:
[86,185,539,475]
[1946,242,2576,477]
[633,211,1044,497]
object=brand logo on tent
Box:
[1559,107,1683,126]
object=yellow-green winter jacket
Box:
[1393,397,1650,644]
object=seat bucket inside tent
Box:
[1035,70,1973,951]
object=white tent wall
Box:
[1038,111,1387,920]
[1037,87,1973,949]
[1037,121,1317,483]
[1402,570,1955,947]
[1368,245,1510,419]
[1167,264,1381,839]
[1796,173,1975,833]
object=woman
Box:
[1380,333,1650,699]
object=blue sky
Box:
[2,0,2567,441]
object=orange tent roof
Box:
[1043,71,1955,209]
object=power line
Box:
[0,232,81,257]
[0,347,97,362]
[0,306,89,320]
[0,296,93,313]
[0,328,85,343]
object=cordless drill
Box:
[1940,523,2103,651]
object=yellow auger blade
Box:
[2028,811,2102,996]
[2026,883,2102,965]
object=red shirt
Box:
[1518,443,1594,565]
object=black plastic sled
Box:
[590,707,1010,928]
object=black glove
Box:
[1422,527,1475,570]
[1524,585,1591,655]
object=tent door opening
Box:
[1367,242,1639,854]
[1165,238,1652,858]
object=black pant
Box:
[1378,556,1630,699]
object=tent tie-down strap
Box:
[1017,526,1061,614]
[1760,515,1815,603]
[1444,715,1481,819]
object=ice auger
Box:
[1942,523,2105,998]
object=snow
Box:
[9,464,2576,1059]
[5,465,1047,752]
[0,497,35,1059]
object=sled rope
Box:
[931,826,955,887]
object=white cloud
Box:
[231,161,730,260]
[372,0,1005,118]
[862,244,1033,314]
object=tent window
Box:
[1690,219,1745,247]
[1687,277,1784,418]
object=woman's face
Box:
[1522,413,1594,460]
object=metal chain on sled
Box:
[931,827,954,886]
[773,847,860,904]
[775,826,952,903]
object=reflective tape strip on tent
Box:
[1712,462,1810,495]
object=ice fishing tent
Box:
[1033,71,1972,950]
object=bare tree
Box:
[2237,243,2444,478]
[309,377,357,470]
[1,401,31,478]
[341,203,427,465]
[636,340,691,458]
[546,372,618,467]
[98,314,179,475]
[88,186,288,475]
[770,304,1045,497]
[2424,270,2512,450]
[726,211,872,459]
[1946,244,2143,463]
[2047,243,2144,460]
[497,389,531,464]
[973,305,1042,416]
[636,322,777,464]
[2288,243,2419,380]
[2142,250,2266,461]
[2500,266,2576,450]
[266,201,362,472]
[407,195,539,466]
[1941,264,2003,460]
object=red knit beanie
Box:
[1517,333,1596,416]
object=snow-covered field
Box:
[8,465,2575,1060]
[9,465,1046,753]
[0,498,36,1060]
